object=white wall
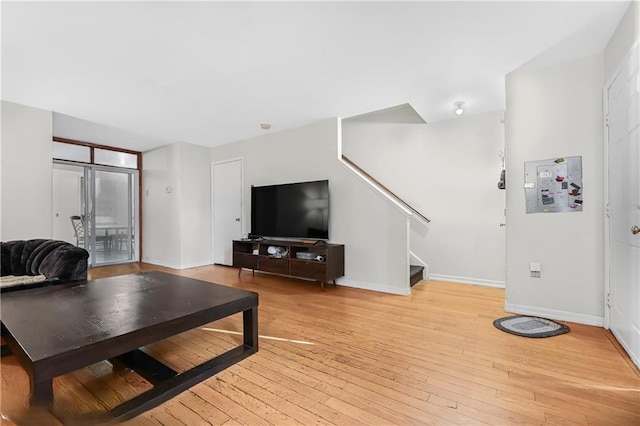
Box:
[142,144,182,266]
[342,111,506,286]
[604,0,640,82]
[54,112,169,151]
[142,142,211,269]
[210,119,411,295]
[178,142,212,267]
[505,54,604,325]
[1,101,53,241]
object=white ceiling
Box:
[1,1,631,152]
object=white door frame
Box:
[603,38,639,329]
[603,64,612,330]
[211,157,244,264]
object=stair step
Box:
[410,265,424,287]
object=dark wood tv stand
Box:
[233,239,344,291]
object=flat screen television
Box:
[251,179,329,240]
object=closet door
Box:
[212,159,243,266]
[606,42,640,370]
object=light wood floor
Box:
[1,263,638,425]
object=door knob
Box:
[632,225,640,235]
[235,218,241,222]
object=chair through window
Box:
[70,215,85,247]
[70,215,109,251]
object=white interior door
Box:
[52,165,82,245]
[212,159,243,265]
[607,41,640,370]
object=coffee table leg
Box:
[1,344,11,357]
[243,307,258,351]
[30,377,53,407]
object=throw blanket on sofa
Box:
[0,239,89,292]
[0,274,47,289]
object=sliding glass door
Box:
[89,167,138,265]
[53,162,139,266]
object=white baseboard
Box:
[179,260,213,269]
[429,274,505,289]
[504,303,604,327]
[336,278,411,296]
[142,258,212,270]
[141,258,176,269]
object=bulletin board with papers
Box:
[524,156,582,214]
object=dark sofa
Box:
[0,239,89,293]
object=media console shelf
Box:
[233,239,345,291]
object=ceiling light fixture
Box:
[260,123,271,130]
[454,102,465,116]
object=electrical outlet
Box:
[531,271,541,278]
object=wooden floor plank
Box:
[233,362,361,425]
[218,369,328,425]
[189,382,271,426]
[1,263,638,425]
[205,375,301,425]
[341,381,492,425]
[88,361,154,403]
[175,391,230,425]
[323,395,418,425]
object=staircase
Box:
[410,265,424,287]
[340,107,431,293]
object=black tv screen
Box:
[251,180,329,240]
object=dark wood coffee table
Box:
[0,271,258,421]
